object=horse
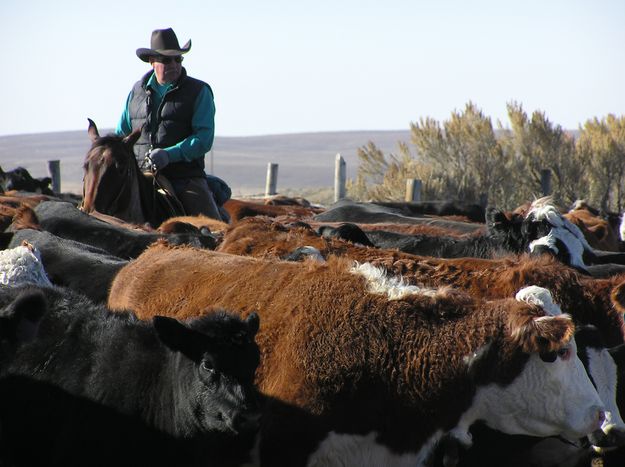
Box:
[81,119,184,228]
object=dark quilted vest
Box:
[128,68,212,179]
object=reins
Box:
[144,153,184,226]
[151,171,183,217]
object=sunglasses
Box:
[152,55,184,65]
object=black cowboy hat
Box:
[136,28,191,62]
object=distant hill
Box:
[0,129,411,196]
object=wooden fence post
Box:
[47,160,61,194]
[334,153,346,202]
[541,169,552,196]
[405,179,422,202]
[265,163,278,196]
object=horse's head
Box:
[81,119,142,219]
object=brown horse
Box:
[81,119,184,228]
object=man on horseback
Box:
[115,28,228,221]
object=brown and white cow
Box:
[216,216,625,348]
[565,202,622,252]
[108,243,605,466]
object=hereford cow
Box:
[216,217,625,348]
[456,298,625,467]
[108,244,605,466]
[565,202,623,252]
[498,197,625,272]
[0,284,261,467]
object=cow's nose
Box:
[589,422,625,449]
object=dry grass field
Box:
[0,129,410,204]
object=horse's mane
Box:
[89,133,126,147]
[86,133,137,168]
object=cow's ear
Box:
[153,316,201,360]
[611,282,625,314]
[245,312,260,337]
[485,208,509,232]
[0,289,47,344]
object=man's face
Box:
[150,55,183,84]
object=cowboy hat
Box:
[136,28,191,62]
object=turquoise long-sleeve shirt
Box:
[115,71,215,164]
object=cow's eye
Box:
[540,351,557,363]
[557,347,571,360]
[201,360,215,374]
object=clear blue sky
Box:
[1,0,623,137]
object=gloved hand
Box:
[148,148,170,172]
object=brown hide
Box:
[108,243,573,461]
[564,208,621,252]
[217,217,625,347]
[157,214,228,234]
[86,211,154,232]
[264,195,312,207]
[0,204,19,231]
[223,199,323,222]
[8,205,41,231]
[1,193,58,206]
[0,194,52,230]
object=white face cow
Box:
[516,286,625,448]
[461,337,604,440]
[525,197,594,270]
[309,269,607,467]
[451,286,605,447]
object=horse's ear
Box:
[87,118,99,142]
[123,128,141,148]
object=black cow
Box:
[20,201,217,259]
[0,286,45,350]
[317,223,375,247]
[7,229,128,303]
[0,166,53,195]
[316,210,530,259]
[0,285,262,467]
[313,199,485,235]
[374,200,486,223]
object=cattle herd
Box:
[2,166,625,467]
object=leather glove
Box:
[148,148,170,172]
